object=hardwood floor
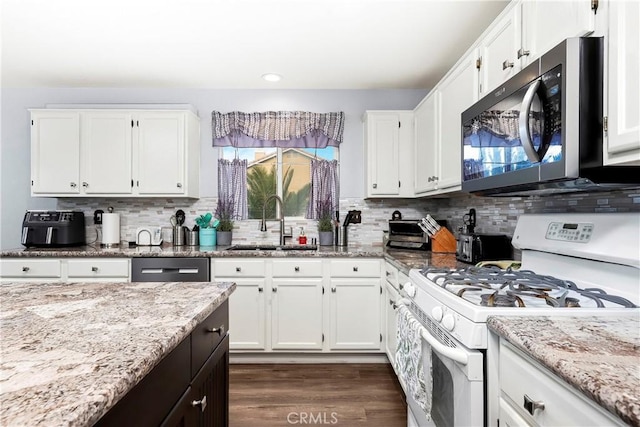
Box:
[229,364,407,427]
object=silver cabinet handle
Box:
[236,267,241,272]
[82,182,88,188]
[294,266,300,272]
[517,48,530,59]
[207,325,225,335]
[353,266,358,272]
[502,60,514,70]
[373,183,377,189]
[70,182,77,188]
[91,266,99,272]
[385,271,391,276]
[399,283,404,289]
[22,266,30,272]
[331,287,336,293]
[272,287,277,292]
[191,395,207,412]
[177,183,182,188]
[524,394,545,415]
[389,299,394,305]
[258,287,263,292]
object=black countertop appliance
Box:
[21,210,86,247]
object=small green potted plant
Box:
[215,197,235,246]
[317,198,335,246]
[195,212,217,246]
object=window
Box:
[221,147,338,219]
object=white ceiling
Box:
[1,0,509,90]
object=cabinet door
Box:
[136,112,185,195]
[479,7,521,97]
[81,112,133,194]
[414,92,439,194]
[385,282,400,366]
[190,335,229,427]
[328,279,381,350]
[366,113,400,196]
[437,49,479,191]
[271,279,323,350]
[605,0,640,164]
[30,111,80,194]
[521,0,595,67]
[227,279,266,350]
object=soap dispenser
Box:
[298,227,307,244]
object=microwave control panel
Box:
[545,222,593,243]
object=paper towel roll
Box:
[102,213,121,246]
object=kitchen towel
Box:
[394,304,432,419]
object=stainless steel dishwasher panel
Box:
[131,258,210,282]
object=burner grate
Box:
[409,301,458,349]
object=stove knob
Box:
[431,306,443,322]
[442,314,455,331]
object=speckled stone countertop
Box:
[0,244,468,273]
[0,280,236,426]
[488,315,640,426]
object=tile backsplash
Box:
[58,188,640,247]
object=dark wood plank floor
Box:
[229,364,407,427]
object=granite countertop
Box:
[488,315,640,426]
[0,280,236,426]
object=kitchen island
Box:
[0,280,235,426]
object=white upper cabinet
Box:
[81,112,133,194]
[30,111,80,195]
[414,92,439,194]
[29,108,200,198]
[364,111,414,198]
[521,0,596,67]
[605,0,640,165]
[437,49,479,191]
[478,6,521,97]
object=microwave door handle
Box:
[519,79,542,163]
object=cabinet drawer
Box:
[0,259,61,278]
[272,259,323,277]
[213,259,265,277]
[191,301,228,378]
[330,259,381,277]
[384,262,398,288]
[67,259,129,278]
[500,341,623,426]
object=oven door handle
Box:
[399,298,469,365]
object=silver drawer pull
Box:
[22,266,30,272]
[524,394,545,415]
[331,287,336,293]
[517,47,530,58]
[385,271,391,276]
[353,266,358,272]
[207,325,225,335]
[294,266,300,272]
[258,287,263,292]
[91,266,99,272]
[272,287,277,293]
[236,267,241,272]
[191,395,207,412]
[70,182,77,188]
[502,60,514,70]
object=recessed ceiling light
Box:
[262,73,282,82]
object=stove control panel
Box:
[545,222,593,243]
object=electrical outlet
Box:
[94,209,104,225]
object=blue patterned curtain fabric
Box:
[306,159,339,220]
[217,158,249,220]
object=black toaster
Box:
[21,210,86,247]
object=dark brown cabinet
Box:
[96,301,229,427]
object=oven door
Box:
[405,303,485,427]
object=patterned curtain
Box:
[212,111,345,148]
[218,159,248,220]
[306,159,339,220]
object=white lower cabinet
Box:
[498,339,625,426]
[0,258,129,282]
[384,281,400,366]
[216,258,383,353]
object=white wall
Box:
[0,88,427,249]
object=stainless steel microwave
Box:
[461,37,640,196]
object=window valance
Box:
[212,111,345,148]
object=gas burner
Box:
[480,292,525,307]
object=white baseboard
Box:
[230,352,391,364]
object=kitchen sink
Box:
[225,244,318,251]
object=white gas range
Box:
[401,213,640,427]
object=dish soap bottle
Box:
[298,227,307,244]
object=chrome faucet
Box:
[260,194,292,245]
